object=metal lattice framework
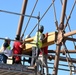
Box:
[0,0,76,75]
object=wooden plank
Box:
[22,32,57,54]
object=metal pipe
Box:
[52,44,61,75]
[53,0,67,75]
[0,9,38,18]
[48,50,76,53]
[49,55,76,63]
[16,0,28,38]
[64,30,76,37]
[65,37,76,42]
[49,66,75,72]
[48,62,71,67]
[59,0,67,29]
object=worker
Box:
[12,35,23,64]
[30,25,46,67]
[2,42,12,63]
[38,33,48,75]
[0,37,12,63]
[21,35,32,65]
[5,37,11,50]
[0,37,11,53]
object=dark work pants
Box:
[28,51,32,64]
[31,47,40,66]
[2,54,8,64]
[12,57,21,64]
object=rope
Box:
[52,0,58,30]
[21,0,38,39]
[28,0,55,36]
[60,0,76,50]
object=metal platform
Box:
[0,64,37,75]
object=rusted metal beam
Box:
[48,50,76,53]
[65,37,76,42]
[16,0,28,38]
[49,55,76,63]
[64,30,76,37]
[53,0,67,75]
[52,44,61,75]
[59,0,67,30]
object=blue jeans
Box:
[2,54,8,63]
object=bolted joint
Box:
[56,30,64,45]
[37,16,40,20]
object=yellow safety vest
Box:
[7,45,11,50]
[0,45,11,53]
[32,31,42,48]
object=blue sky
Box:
[0,0,76,75]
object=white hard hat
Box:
[5,37,10,40]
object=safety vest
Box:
[7,45,11,50]
[32,31,42,48]
[0,45,11,53]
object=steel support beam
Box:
[64,30,76,37]
[16,0,28,38]
[49,55,76,63]
[65,37,76,42]
[53,0,67,75]
[48,50,76,53]
[52,44,61,75]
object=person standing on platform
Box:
[31,25,45,67]
[12,35,23,64]
[0,37,12,64]
[38,33,48,75]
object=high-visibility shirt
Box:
[0,44,11,53]
[32,31,43,48]
[13,41,23,61]
[7,45,11,50]
[13,41,22,54]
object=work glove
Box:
[45,33,48,38]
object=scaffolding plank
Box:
[0,70,36,75]
[0,64,36,75]
[22,32,57,54]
